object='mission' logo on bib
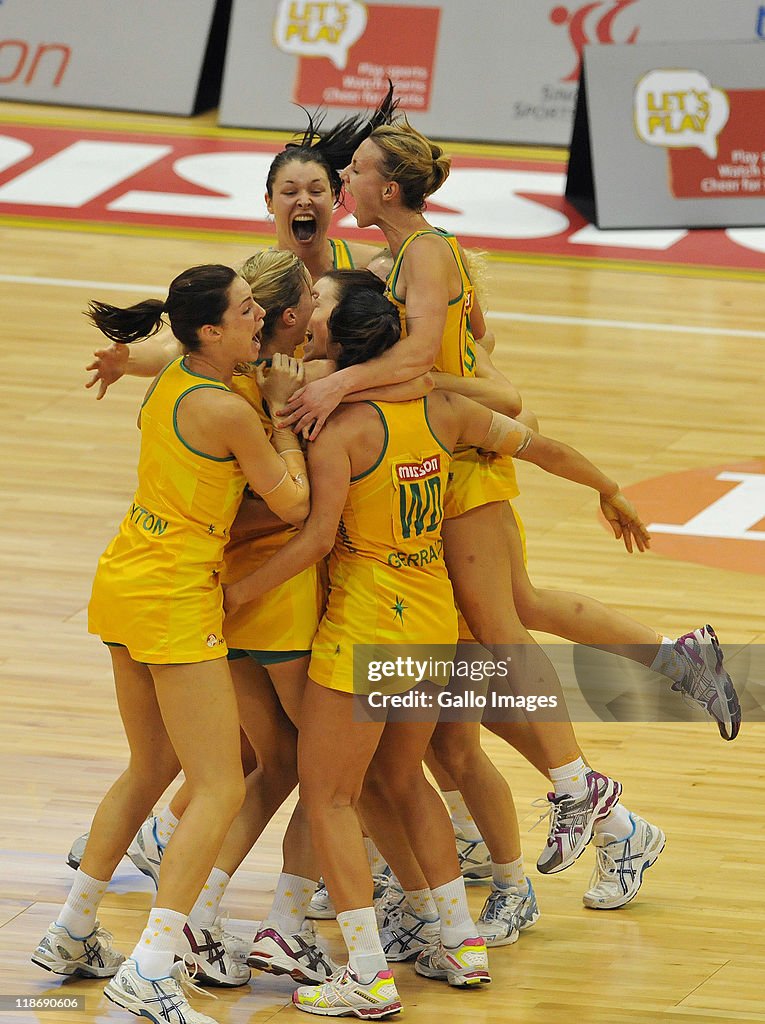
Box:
[396,455,441,481]
[395,455,443,540]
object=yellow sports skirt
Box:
[309,559,458,694]
[443,448,519,520]
[221,528,323,653]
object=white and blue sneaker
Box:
[583,814,666,909]
[672,625,741,741]
[374,879,439,961]
[32,921,124,978]
[126,816,165,887]
[104,957,217,1024]
[306,881,335,920]
[456,832,492,881]
[66,815,164,888]
[379,906,440,963]
[477,878,540,947]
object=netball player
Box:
[225,285,651,1016]
[32,265,309,1024]
[82,92,400,398]
[280,120,739,916]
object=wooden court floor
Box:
[0,102,763,1024]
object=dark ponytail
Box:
[266,82,399,202]
[328,288,401,370]
[85,264,238,350]
[86,299,165,344]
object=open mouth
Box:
[292,215,317,243]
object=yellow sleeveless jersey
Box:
[385,229,519,520]
[88,357,246,663]
[222,365,321,653]
[309,398,458,694]
[329,237,355,269]
[387,230,476,377]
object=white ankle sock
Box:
[188,867,230,929]
[442,791,482,840]
[594,803,634,841]
[364,838,387,876]
[650,637,686,683]
[263,873,316,934]
[491,856,527,892]
[337,907,388,981]
[154,806,179,846]
[550,757,588,799]
[403,888,439,922]
[57,869,109,938]
[131,907,186,980]
[432,876,475,947]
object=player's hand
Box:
[600,490,651,554]
[222,581,245,616]
[255,353,305,418]
[85,344,129,399]
[276,374,347,440]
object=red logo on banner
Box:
[0,39,71,87]
[668,90,765,199]
[549,0,639,82]
[290,4,441,111]
[616,460,765,576]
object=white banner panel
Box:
[219,0,765,144]
[0,0,220,114]
[567,41,765,228]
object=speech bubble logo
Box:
[274,0,368,71]
[634,69,730,159]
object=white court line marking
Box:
[2,272,764,339]
[0,273,164,294]
[491,310,765,340]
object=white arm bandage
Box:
[480,410,533,457]
[260,468,309,522]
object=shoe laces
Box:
[322,964,355,993]
[588,846,618,893]
[212,912,249,947]
[529,795,571,839]
[372,871,391,894]
[173,955,218,1002]
[482,888,523,923]
[298,920,334,961]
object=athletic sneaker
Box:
[307,875,389,921]
[414,936,491,987]
[536,769,622,874]
[247,922,338,984]
[293,966,401,1019]
[126,816,164,887]
[673,625,741,741]
[583,814,666,910]
[374,878,406,928]
[306,881,335,920]
[31,921,124,978]
[379,904,440,962]
[455,833,492,881]
[212,916,252,964]
[477,879,540,947]
[178,921,251,986]
[104,957,217,1024]
[66,816,163,887]
[67,832,88,871]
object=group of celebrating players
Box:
[31,89,741,1023]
